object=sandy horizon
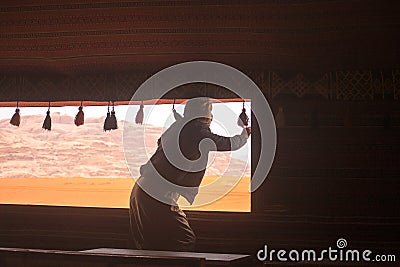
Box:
[0,176,250,212]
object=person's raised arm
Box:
[199,126,251,151]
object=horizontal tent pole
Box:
[0,98,250,108]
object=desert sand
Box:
[0,177,250,212]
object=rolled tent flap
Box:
[0,98,250,107]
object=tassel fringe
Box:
[135,103,144,124]
[42,110,51,131]
[172,99,183,121]
[104,102,118,131]
[110,109,118,130]
[237,101,249,127]
[10,108,21,127]
[74,104,84,126]
[103,110,111,131]
[173,109,183,121]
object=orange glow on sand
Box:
[0,176,250,212]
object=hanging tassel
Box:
[103,102,112,131]
[109,102,118,130]
[135,101,144,124]
[173,109,183,121]
[172,99,183,121]
[42,102,51,131]
[10,102,20,127]
[237,101,249,127]
[74,102,84,126]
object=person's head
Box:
[198,115,213,126]
[184,97,213,125]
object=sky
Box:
[0,102,251,162]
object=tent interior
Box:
[0,1,399,266]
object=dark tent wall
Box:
[0,0,400,102]
[2,0,399,72]
[0,0,399,259]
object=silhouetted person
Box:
[129,97,251,251]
